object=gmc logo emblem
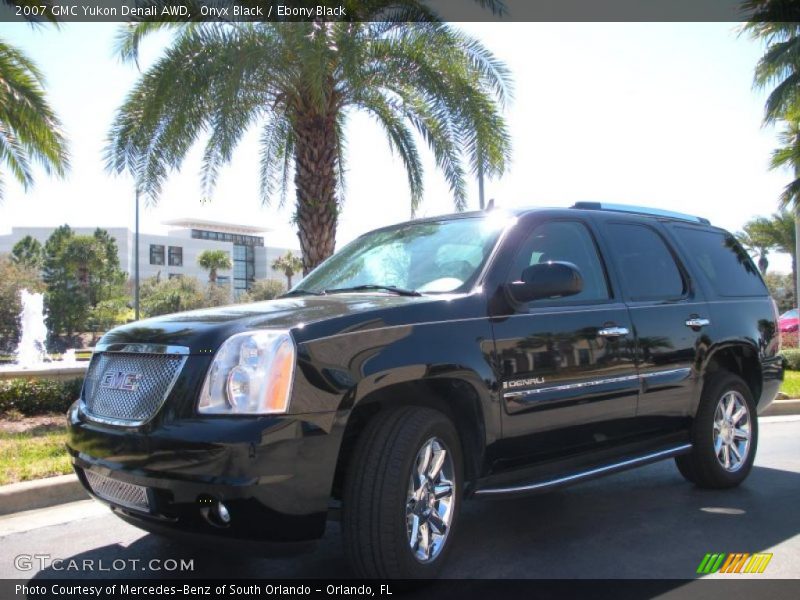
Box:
[100,371,142,392]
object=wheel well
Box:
[330,379,486,501]
[704,345,761,402]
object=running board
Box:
[474,443,692,498]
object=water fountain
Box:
[0,289,89,382]
[15,289,49,368]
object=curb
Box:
[0,474,87,516]
[762,398,800,417]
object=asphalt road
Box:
[1,416,799,581]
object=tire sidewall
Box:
[693,374,758,486]
[393,413,463,578]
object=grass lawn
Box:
[0,425,71,485]
[780,370,800,399]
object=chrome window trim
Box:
[474,444,693,496]
[94,343,190,355]
[80,352,188,428]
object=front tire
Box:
[675,372,758,489]
[342,406,463,578]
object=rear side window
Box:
[672,227,767,297]
[605,223,686,301]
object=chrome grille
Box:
[84,470,150,512]
[82,351,186,425]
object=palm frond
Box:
[0,37,68,200]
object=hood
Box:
[99,293,474,354]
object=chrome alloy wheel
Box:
[713,390,752,472]
[406,437,456,563]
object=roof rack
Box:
[571,202,710,225]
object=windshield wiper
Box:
[324,284,421,297]
[282,288,324,297]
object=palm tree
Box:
[106,15,511,274]
[744,2,800,307]
[0,37,68,200]
[736,223,771,273]
[740,210,796,287]
[272,250,303,289]
[197,249,232,284]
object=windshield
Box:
[296,216,510,295]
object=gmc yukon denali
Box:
[67,202,784,578]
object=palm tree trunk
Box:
[293,109,339,275]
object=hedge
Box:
[0,378,84,416]
[780,348,800,371]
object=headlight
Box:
[198,330,296,415]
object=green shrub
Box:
[780,348,800,371]
[0,378,83,416]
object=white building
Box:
[0,219,299,298]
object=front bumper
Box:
[66,401,345,545]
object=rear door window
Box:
[672,227,767,297]
[605,223,686,301]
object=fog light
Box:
[215,501,231,524]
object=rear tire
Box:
[342,406,463,578]
[675,372,758,489]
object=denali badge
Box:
[100,371,143,392]
[504,377,545,389]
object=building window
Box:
[150,244,165,265]
[191,228,264,247]
[217,276,230,285]
[233,244,255,297]
[168,273,183,280]
[168,246,183,266]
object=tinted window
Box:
[673,227,767,297]
[509,220,609,303]
[606,223,685,300]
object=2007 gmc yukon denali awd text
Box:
[67,202,784,578]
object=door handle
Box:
[685,318,710,328]
[598,326,630,337]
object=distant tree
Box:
[735,225,771,273]
[42,225,85,339]
[764,271,795,312]
[41,226,127,340]
[739,211,796,288]
[0,253,45,353]
[238,279,285,303]
[140,276,205,317]
[203,281,232,308]
[11,235,44,270]
[271,251,303,289]
[197,249,232,284]
[0,37,69,202]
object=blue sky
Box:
[0,22,793,271]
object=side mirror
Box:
[505,261,583,305]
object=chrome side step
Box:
[474,443,692,497]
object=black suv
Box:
[67,202,783,578]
